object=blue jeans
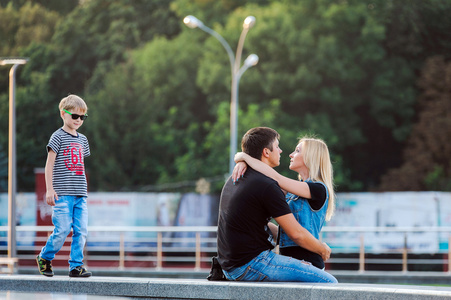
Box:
[222,250,338,283]
[39,196,88,271]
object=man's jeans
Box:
[222,250,338,283]
[39,196,88,271]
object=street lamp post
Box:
[183,15,259,175]
[0,57,28,261]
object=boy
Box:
[36,94,92,277]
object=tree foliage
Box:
[84,32,206,190]
[194,0,418,190]
[1,0,451,193]
[379,56,451,191]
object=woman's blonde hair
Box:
[298,137,335,221]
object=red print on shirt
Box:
[63,142,84,175]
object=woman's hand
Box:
[321,242,332,261]
[234,152,247,163]
[232,161,247,183]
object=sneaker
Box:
[36,255,54,277]
[69,266,92,277]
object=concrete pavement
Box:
[1,274,451,300]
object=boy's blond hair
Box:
[58,94,88,114]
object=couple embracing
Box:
[215,127,337,283]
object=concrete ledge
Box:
[16,267,451,285]
[1,275,451,300]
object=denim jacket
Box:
[279,180,329,248]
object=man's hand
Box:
[46,190,58,206]
[275,213,332,259]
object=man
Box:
[217,127,337,282]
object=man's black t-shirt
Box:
[217,168,291,271]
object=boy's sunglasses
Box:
[64,109,88,120]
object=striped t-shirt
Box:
[47,128,90,197]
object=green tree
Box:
[379,56,451,191]
[0,2,60,86]
[1,0,184,191]
[191,0,415,190]
[3,0,451,192]
[194,0,451,191]
[84,32,206,190]
[0,3,62,190]
[83,29,287,192]
[171,0,270,27]
[48,0,181,96]
[0,3,19,57]
[0,0,78,15]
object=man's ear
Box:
[262,148,270,158]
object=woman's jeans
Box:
[222,250,338,283]
[39,196,88,271]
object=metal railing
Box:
[1,226,451,274]
[321,226,451,273]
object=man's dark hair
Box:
[241,127,280,160]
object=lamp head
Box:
[183,15,204,29]
[0,58,28,65]
[243,16,256,29]
[244,54,259,67]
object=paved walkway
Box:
[1,275,451,300]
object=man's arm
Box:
[274,213,331,261]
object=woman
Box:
[233,137,335,269]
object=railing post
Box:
[402,233,408,273]
[195,232,201,271]
[156,232,163,270]
[83,242,88,268]
[359,234,365,273]
[119,232,125,270]
[448,236,451,274]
